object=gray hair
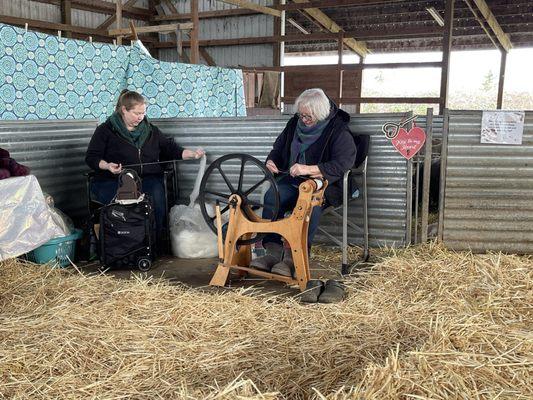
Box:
[294,88,331,121]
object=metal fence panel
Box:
[152,113,411,247]
[0,114,412,247]
[0,119,97,218]
[442,110,533,253]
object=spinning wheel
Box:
[199,154,329,292]
[198,153,279,245]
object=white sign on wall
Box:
[481,110,525,145]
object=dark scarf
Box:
[289,113,331,166]
[109,111,150,149]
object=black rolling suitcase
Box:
[98,170,156,271]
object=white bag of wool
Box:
[169,155,218,259]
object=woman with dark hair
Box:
[85,89,204,244]
[250,88,356,277]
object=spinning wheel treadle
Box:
[198,153,279,245]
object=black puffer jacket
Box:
[267,100,356,207]
[85,119,184,180]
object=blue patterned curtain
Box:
[0,23,246,121]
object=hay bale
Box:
[0,243,531,399]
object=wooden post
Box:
[421,108,434,243]
[148,0,159,58]
[129,21,138,41]
[190,0,199,63]
[176,27,183,62]
[354,56,363,113]
[439,0,454,114]
[437,109,449,242]
[60,0,72,38]
[496,50,507,109]
[116,0,123,45]
[273,0,281,67]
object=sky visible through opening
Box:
[284,48,533,112]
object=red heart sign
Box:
[391,126,426,160]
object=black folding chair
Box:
[85,162,178,255]
[318,134,370,275]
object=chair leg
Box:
[362,160,370,262]
[341,170,349,275]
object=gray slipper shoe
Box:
[249,242,282,272]
[249,254,279,271]
[318,279,346,303]
[300,280,324,303]
[271,249,295,277]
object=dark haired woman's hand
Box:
[182,148,205,160]
[108,163,122,174]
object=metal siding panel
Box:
[0,120,98,218]
[152,113,411,247]
[442,110,533,253]
[0,114,411,246]
[0,0,60,21]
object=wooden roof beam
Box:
[470,0,512,51]
[109,23,193,36]
[152,8,259,22]
[291,0,368,57]
[288,18,310,35]
[215,0,282,17]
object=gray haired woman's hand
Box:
[266,159,279,174]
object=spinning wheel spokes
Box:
[199,153,279,245]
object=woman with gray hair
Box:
[250,88,356,277]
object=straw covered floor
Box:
[0,243,532,399]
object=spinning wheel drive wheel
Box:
[199,153,279,246]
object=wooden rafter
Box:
[470,0,512,51]
[153,30,446,48]
[291,0,368,56]
[463,0,500,49]
[109,23,193,36]
[288,18,310,35]
[215,0,282,17]
[152,8,258,22]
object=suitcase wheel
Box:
[138,258,151,272]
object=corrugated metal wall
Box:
[159,0,275,67]
[0,119,97,218]
[152,113,412,247]
[0,0,147,31]
[0,0,274,68]
[0,114,412,246]
[442,110,533,253]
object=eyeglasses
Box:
[297,112,314,121]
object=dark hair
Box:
[115,89,146,113]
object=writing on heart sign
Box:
[391,126,426,160]
[381,116,426,160]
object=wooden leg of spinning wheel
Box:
[210,263,231,287]
[285,231,310,291]
[290,246,309,291]
[210,203,230,287]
